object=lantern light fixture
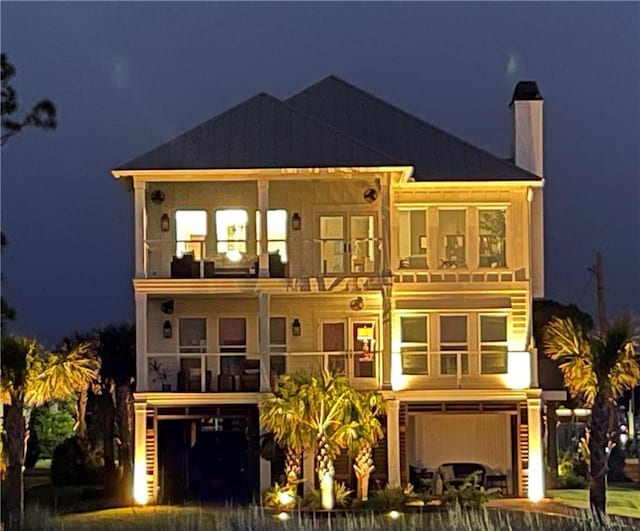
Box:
[292,318,301,336]
[163,320,172,339]
[291,212,301,231]
[161,213,170,232]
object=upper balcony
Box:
[142,237,382,281]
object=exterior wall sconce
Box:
[163,320,172,339]
[292,318,301,336]
[151,190,165,204]
[161,213,170,232]
[291,212,301,231]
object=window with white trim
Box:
[175,210,207,260]
[439,315,468,375]
[256,209,288,262]
[270,317,287,385]
[480,314,508,374]
[479,209,506,268]
[400,316,429,375]
[398,209,428,269]
[216,209,248,259]
[219,317,246,375]
[438,210,466,269]
[179,318,207,353]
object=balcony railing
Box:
[143,238,381,279]
[395,350,513,389]
[145,350,380,392]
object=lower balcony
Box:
[145,350,380,393]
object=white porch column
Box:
[259,291,270,392]
[527,396,544,501]
[133,398,148,504]
[133,180,147,278]
[380,177,391,276]
[257,180,269,278]
[386,399,401,485]
[135,292,148,391]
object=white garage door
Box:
[408,413,511,474]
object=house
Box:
[112,76,562,504]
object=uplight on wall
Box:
[292,319,301,336]
[506,351,531,389]
[163,320,172,339]
[161,213,170,232]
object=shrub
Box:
[440,471,500,508]
[50,435,103,486]
[27,402,75,464]
[367,483,409,512]
[304,482,353,509]
[557,450,588,489]
[263,482,300,510]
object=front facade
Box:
[113,77,553,504]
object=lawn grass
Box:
[15,504,638,531]
[548,486,640,519]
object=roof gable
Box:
[117,93,401,171]
[286,76,540,182]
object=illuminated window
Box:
[175,210,207,260]
[480,315,508,374]
[256,209,288,262]
[398,209,428,269]
[479,210,506,268]
[216,209,248,257]
[438,210,466,268]
[439,315,468,375]
[400,316,429,375]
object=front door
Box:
[321,320,378,383]
[319,215,376,275]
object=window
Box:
[438,210,466,268]
[480,315,508,374]
[256,209,288,262]
[479,210,506,268]
[179,318,207,353]
[439,315,468,375]
[398,210,428,269]
[353,321,376,378]
[216,209,248,259]
[319,216,345,274]
[219,317,246,375]
[175,210,207,260]
[270,317,287,384]
[400,316,429,374]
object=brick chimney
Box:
[511,81,543,177]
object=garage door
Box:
[408,413,511,473]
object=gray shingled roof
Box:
[286,76,539,182]
[116,93,401,171]
[117,76,540,182]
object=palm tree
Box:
[0,335,100,525]
[260,373,309,489]
[95,323,136,490]
[43,339,101,437]
[544,314,640,515]
[294,370,360,510]
[344,391,386,501]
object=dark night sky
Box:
[1,2,639,346]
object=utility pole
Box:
[593,252,607,332]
